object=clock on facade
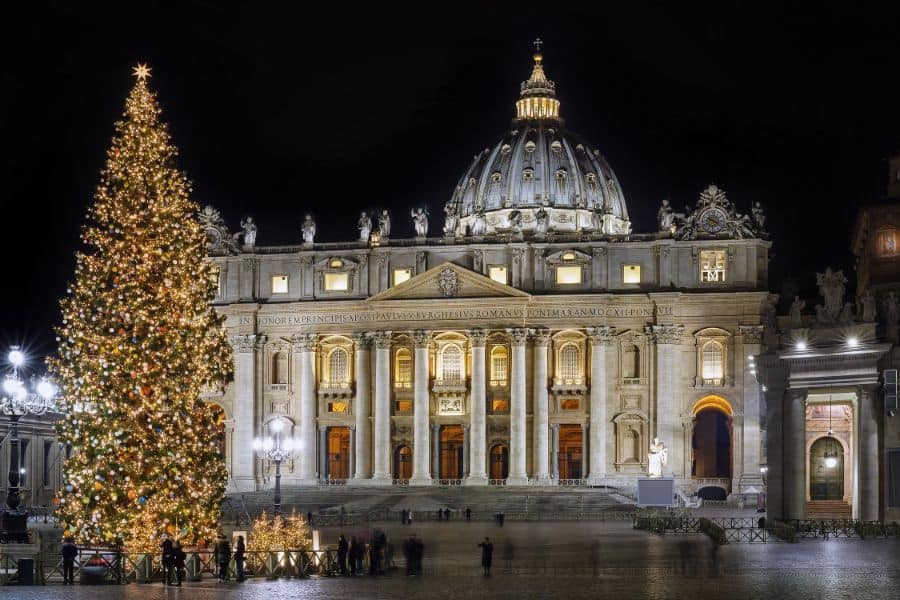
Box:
[699,207,728,234]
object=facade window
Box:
[395,399,412,413]
[622,344,640,380]
[393,268,412,286]
[490,346,508,387]
[561,398,580,410]
[395,348,412,388]
[324,272,349,291]
[328,348,350,386]
[491,398,509,413]
[556,265,582,285]
[271,352,288,385]
[879,229,898,257]
[701,341,724,384]
[489,266,508,285]
[440,344,463,382]
[559,344,581,383]
[700,250,727,283]
[271,275,289,294]
[523,168,534,182]
[330,258,344,268]
[623,264,641,284]
[328,401,348,413]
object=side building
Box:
[205,45,773,500]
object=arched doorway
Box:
[810,436,844,500]
[691,396,733,479]
[394,445,412,480]
[558,425,583,480]
[327,426,350,480]
[489,444,509,480]
[440,425,464,480]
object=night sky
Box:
[4,2,900,365]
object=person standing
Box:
[478,537,493,576]
[61,537,78,585]
[337,535,348,575]
[466,507,472,522]
[234,535,246,582]
[214,533,231,582]
[172,540,186,587]
[413,536,424,576]
[403,535,414,576]
[160,534,175,586]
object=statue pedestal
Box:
[637,477,675,507]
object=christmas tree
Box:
[51,64,233,551]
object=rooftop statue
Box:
[301,214,316,245]
[198,205,238,255]
[443,203,459,237]
[858,293,876,323]
[534,204,550,236]
[815,267,847,324]
[411,207,429,238]
[378,210,391,239]
[789,296,805,328]
[357,212,372,242]
[234,216,257,250]
[657,199,675,232]
[471,208,487,237]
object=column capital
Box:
[586,326,617,345]
[348,424,356,431]
[508,327,530,346]
[468,329,489,347]
[231,334,262,353]
[371,331,393,349]
[531,328,551,346]
[351,333,372,348]
[462,423,471,432]
[550,423,560,432]
[412,330,433,348]
[431,423,441,433]
[738,325,765,345]
[645,324,684,344]
[290,333,317,352]
[786,388,808,403]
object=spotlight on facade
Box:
[847,337,859,348]
[8,348,25,368]
[795,340,807,351]
[759,465,768,474]
[824,454,838,469]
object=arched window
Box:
[395,348,412,388]
[328,348,350,386]
[559,344,581,382]
[622,344,640,380]
[441,344,463,382]
[490,346,508,387]
[271,352,287,385]
[701,341,724,383]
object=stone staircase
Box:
[806,500,852,519]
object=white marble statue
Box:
[648,437,668,478]
[816,267,847,322]
[534,204,550,235]
[301,214,316,245]
[508,209,523,233]
[657,199,675,232]
[443,203,459,237]
[411,207,429,238]
[751,201,766,231]
[378,210,391,238]
[591,207,603,232]
[859,293,876,323]
[357,211,372,241]
[241,217,257,248]
[471,209,487,236]
[789,296,805,328]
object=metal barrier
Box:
[786,519,900,539]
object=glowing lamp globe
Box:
[824,454,838,469]
[8,349,25,368]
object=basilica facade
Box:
[203,45,772,499]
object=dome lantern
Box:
[515,38,561,122]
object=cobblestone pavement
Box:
[7,521,900,599]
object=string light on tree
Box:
[50,64,233,551]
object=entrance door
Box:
[327,427,350,479]
[810,436,844,500]
[692,408,732,478]
[558,425,583,480]
[394,445,412,480]
[440,425,464,480]
[489,444,509,480]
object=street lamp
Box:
[252,418,300,517]
[1,346,59,542]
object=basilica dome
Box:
[447,42,631,237]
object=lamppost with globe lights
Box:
[252,419,300,518]
[1,347,59,542]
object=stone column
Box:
[230,334,261,492]
[649,324,684,476]
[432,424,441,480]
[291,334,318,484]
[466,329,489,485]
[410,330,433,485]
[550,424,560,479]
[352,334,372,480]
[587,326,616,484]
[348,425,356,480]
[581,422,589,479]
[532,329,551,484]
[784,388,807,520]
[371,331,393,484]
[507,328,529,485]
[462,423,470,477]
[319,425,328,480]
[858,384,881,521]
[738,326,765,492]
[762,377,787,521]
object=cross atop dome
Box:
[516,39,560,121]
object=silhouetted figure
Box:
[337,535,348,575]
[499,512,505,527]
[413,536,424,575]
[349,536,359,575]
[234,536,245,582]
[444,508,450,521]
[403,535,415,576]
[502,539,514,571]
[161,535,175,585]
[400,509,407,524]
[478,537,494,575]
[307,511,313,526]
[466,507,472,522]
[214,534,231,582]
[172,540,186,586]
[61,537,78,585]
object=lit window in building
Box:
[441,344,463,382]
[560,398,580,410]
[393,268,412,285]
[880,229,898,256]
[324,272,349,291]
[330,258,344,268]
[700,250,727,283]
[623,264,641,284]
[559,344,581,383]
[329,348,350,386]
[395,399,412,413]
[556,265,582,285]
[328,401,348,413]
[702,341,724,384]
[271,275,289,294]
[491,398,509,412]
[395,348,412,388]
[490,346,508,386]
[489,266,508,284]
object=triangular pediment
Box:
[368,262,531,301]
